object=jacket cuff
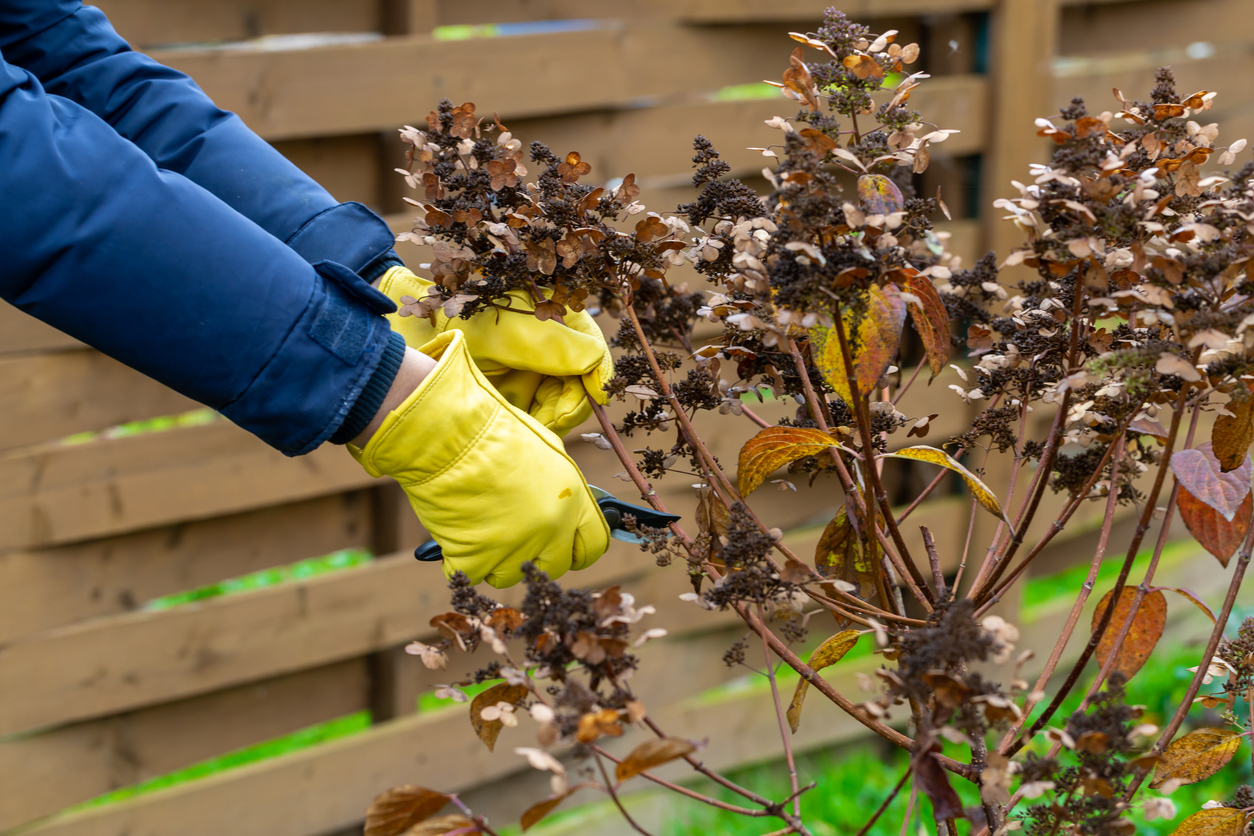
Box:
[329,330,406,444]
[285,202,398,276]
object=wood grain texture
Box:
[0,350,198,452]
[0,304,81,355]
[93,0,379,48]
[0,420,376,552]
[150,23,801,141]
[0,660,370,829]
[0,492,371,644]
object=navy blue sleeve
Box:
[0,50,396,456]
[0,0,400,276]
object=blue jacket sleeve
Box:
[0,0,400,278]
[0,50,399,456]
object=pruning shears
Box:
[413,485,682,562]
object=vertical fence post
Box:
[378,0,438,216]
[984,0,1059,260]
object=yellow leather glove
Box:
[348,330,610,588]
[377,266,613,437]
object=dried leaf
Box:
[365,786,450,836]
[857,174,905,215]
[1213,383,1254,473]
[470,682,529,751]
[883,446,1005,519]
[787,630,859,732]
[1167,808,1247,836]
[898,267,951,377]
[1161,586,1218,625]
[737,426,841,495]
[1179,486,1252,568]
[914,746,965,823]
[1152,728,1243,788]
[1091,587,1167,680]
[521,788,589,832]
[814,506,876,600]
[1170,444,1253,522]
[811,284,907,407]
[615,737,697,782]
[405,814,474,836]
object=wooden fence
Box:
[1,0,1251,833]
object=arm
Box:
[0,0,400,277]
[0,51,400,455]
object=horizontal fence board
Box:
[0,420,376,552]
[151,23,809,141]
[1053,47,1254,118]
[95,0,380,48]
[30,535,1219,836]
[0,492,372,644]
[273,134,385,208]
[0,304,82,355]
[1060,0,1254,55]
[505,74,987,185]
[0,547,655,737]
[0,350,198,452]
[0,659,370,830]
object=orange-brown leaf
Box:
[365,786,450,836]
[405,814,475,836]
[1169,808,1247,836]
[1213,383,1254,473]
[470,682,529,751]
[522,792,575,831]
[737,426,841,495]
[615,738,698,782]
[1092,587,1167,680]
[898,267,951,377]
[1170,444,1252,522]
[1179,486,1252,568]
[1152,728,1243,789]
[810,284,906,407]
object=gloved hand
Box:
[376,265,613,437]
[348,329,610,588]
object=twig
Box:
[854,764,914,836]
[996,432,1127,753]
[448,794,502,836]
[1003,381,1193,757]
[759,603,804,820]
[891,360,927,406]
[594,750,655,836]
[740,403,773,429]
[590,745,770,818]
[921,526,946,598]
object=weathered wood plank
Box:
[93,0,380,48]
[1060,0,1254,56]
[0,546,652,737]
[150,23,804,141]
[0,420,376,552]
[0,304,81,355]
[0,659,370,829]
[273,134,385,208]
[0,492,372,644]
[0,350,197,452]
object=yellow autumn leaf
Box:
[737,426,843,495]
[810,284,906,407]
[882,446,1006,520]
[787,630,859,732]
[1152,728,1243,789]
[1168,807,1247,836]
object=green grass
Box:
[144,548,373,610]
[66,712,372,813]
[58,407,219,446]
